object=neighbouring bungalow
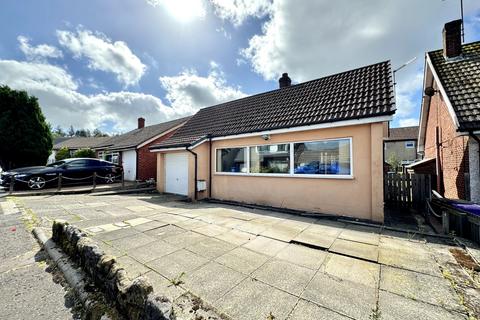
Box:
[412,20,480,203]
[49,136,111,163]
[95,117,190,181]
[150,61,396,222]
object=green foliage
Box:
[387,153,401,172]
[73,148,96,158]
[55,147,71,161]
[0,86,53,170]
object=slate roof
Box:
[97,116,190,150]
[53,137,111,150]
[151,61,395,149]
[386,126,419,141]
[428,41,480,131]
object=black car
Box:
[0,158,123,190]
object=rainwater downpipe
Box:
[469,130,480,175]
[208,134,212,199]
[187,147,198,201]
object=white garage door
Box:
[165,153,189,196]
[122,150,137,181]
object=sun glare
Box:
[163,0,206,22]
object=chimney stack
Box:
[443,20,462,59]
[279,73,292,88]
[138,117,145,129]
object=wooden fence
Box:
[384,173,432,210]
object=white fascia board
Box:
[417,56,432,154]
[211,115,392,142]
[425,54,460,129]
[137,123,186,149]
[150,146,186,153]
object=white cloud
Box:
[210,0,272,26]
[0,60,178,132]
[395,70,424,118]
[398,118,419,127]
[56,28,146,87]
[17,36,63,61]
[146,0,206,22]
[240,0,480,120]
[159,61,246,111]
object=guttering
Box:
[186,148,198,201]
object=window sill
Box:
[214,172,354,179]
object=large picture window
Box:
[216,148,246,173]
[250,144,290,174]
[294,139,351,175]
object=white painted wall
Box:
[165,153,189,196]
[469,138,480,203]
[122,150,137,181]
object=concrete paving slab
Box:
[126,205,155,213]
[302,272,376,319]
[216,277,298,320]
[116,255,150,279]
[338,225,380,245]
[194,223,230,237]
[124,217,152,226]
[275,244,327,270]
[144,271,186,302]
[323,253,380,288]
[163,231,210,248]
[215,229,256,246]
[146,249,209,280]
[235,220,270,235]
[242,236,289,256]
[378,290,466,320]
[186,237,236,259]
[133,220,168,232]
[215,247,269,275]
[252,259,316,296]
[110,233,156,251]
[94,226,140,241]
[216,217,245,229]
[380,265,463,312]
[293,224,341,249]
[144,224,186,239]
[329,238,379,262]
[287,299,351,320]
[261,222,306,242]
[378,246,441,277]
[174,218,210,230]
[127,240,180,264]
[184,261,246,304]
[96,223,123,232]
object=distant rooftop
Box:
[387,126,419,141]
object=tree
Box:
[55,147,71,161]
[73,148,96,158]
[387,153,401,173]
[68,125,75,137]
[93,128,109,137]
[0,86,53,170]
[52,125,66,138]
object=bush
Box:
[73,148,96,158]
[55,147,71,161]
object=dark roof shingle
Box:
[97,116,190,150]
[53,137,111,150]
[152,61,395,149]
[387,126,419,141]
[428,41,480,131]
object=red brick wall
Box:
[424,84,469,199]
[137,129,178,181]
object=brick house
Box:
[384,126,419,172]
[96,117,190,181]
[413,20,480,203]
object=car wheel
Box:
[104,173,115,184]
[27,176,46,190]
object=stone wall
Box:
[52,220,174,320]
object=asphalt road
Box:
[0,198,80,319]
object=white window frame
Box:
[405,141,415,149]
[214,137,353,179]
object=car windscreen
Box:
[47,161,65,167]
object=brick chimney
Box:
[279,73,291,88]
[443,20,462,59]
[138,117,145,129]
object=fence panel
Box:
[384,173,431,211]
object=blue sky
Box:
[1,0,479,133]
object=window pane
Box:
[250,144,290,174]
[294,139,351,175]
[216,148,246,173]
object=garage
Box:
[165,153,189,196]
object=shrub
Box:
[73,148,96,158]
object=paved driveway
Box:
[11,193,478,320]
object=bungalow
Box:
[49,136,111,163]
[150,61,396,222]
[96,117,190,181]
[414,20,480,203]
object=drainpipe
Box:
[435,126,443,195]
[207,134,212,199]
[186,148,198,201]
[468,131,480,202]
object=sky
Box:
[0,0,479,133]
